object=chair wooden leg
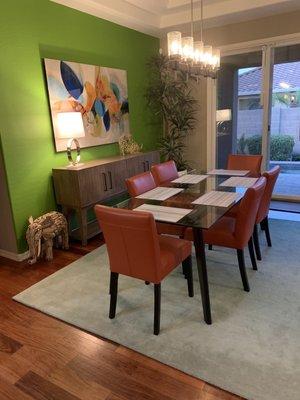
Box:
[109,272,119,319]
[248,237,258,271]
[263,217,272,247]
[208,244,213,250]
[182,263,187,279]
[253,224,262,261]
[109,272,113,295]
[182,255,194,297]
[154,283,161,335]
[237,249,250,292]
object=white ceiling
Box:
[51,0,300,37]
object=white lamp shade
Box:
[167,31,182,57]
[194,41,204,63]
[216,109,232,122]
[202,45,212,66]
[182,36,194,61]
[211,49,221,68]
[56,112,85,139]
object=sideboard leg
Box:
[62,206,72,236]
[76,208,88,246]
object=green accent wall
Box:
[0,0,161,252]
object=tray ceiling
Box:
[51,0,300,37]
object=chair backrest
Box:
[125,171,156,197]
[256,165,281,223]
[151,160,179,185]
[94,205,161,283]
[234,177,266,247]
[227,154,263,177]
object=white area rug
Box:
[14,219,300,400]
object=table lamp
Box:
[216,109,232,136]
[56,112,85,167]
[216,109,232,123]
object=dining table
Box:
[115,169,252,325]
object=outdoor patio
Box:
[275,172,300,195]
[270,161,300,196]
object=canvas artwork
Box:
[44,58,130,152]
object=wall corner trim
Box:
[0,249,29,262]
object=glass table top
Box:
[116,173,248,230]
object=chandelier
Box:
[166,0,220,80]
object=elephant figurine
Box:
[26,211,69,264]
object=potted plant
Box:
[145,54,197,171]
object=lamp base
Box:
[65,162,85,169]
[67,138,82,166]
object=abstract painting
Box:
[44,58,130,152]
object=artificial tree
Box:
[145,54,197,170]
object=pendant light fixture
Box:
[167,0,220,80]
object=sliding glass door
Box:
[217,50,265,169]
[217,43,300,202]
[268,44,300,198]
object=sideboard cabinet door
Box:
[102,160,126,198]
[144,151,160,170]
[77,165,108,206]
[125,154,148,176]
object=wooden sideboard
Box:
[52,151,160,245]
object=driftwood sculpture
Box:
[26,211,69,264]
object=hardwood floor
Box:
[0,237,244,400]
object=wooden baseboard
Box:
[0,249,29,262]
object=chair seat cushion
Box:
[184,217,238,249]
[156,222,186,237]
[158,236,192,279]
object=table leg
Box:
[193,227,212,325]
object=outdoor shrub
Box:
[245,135,262,155]
[238,134,295,161]
[292,154,300,161]
[270,135,295,161]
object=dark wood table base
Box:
[193,227,212,324]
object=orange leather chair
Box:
[126,171,156,197]
[94,205,193,335]
[151,160,179,185]
[184,177,266,292]
[252,166,280,260]
[126,171,186,237]
[227,154,263,177]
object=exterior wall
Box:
[237,109,263,138]
[237,108,300,154]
